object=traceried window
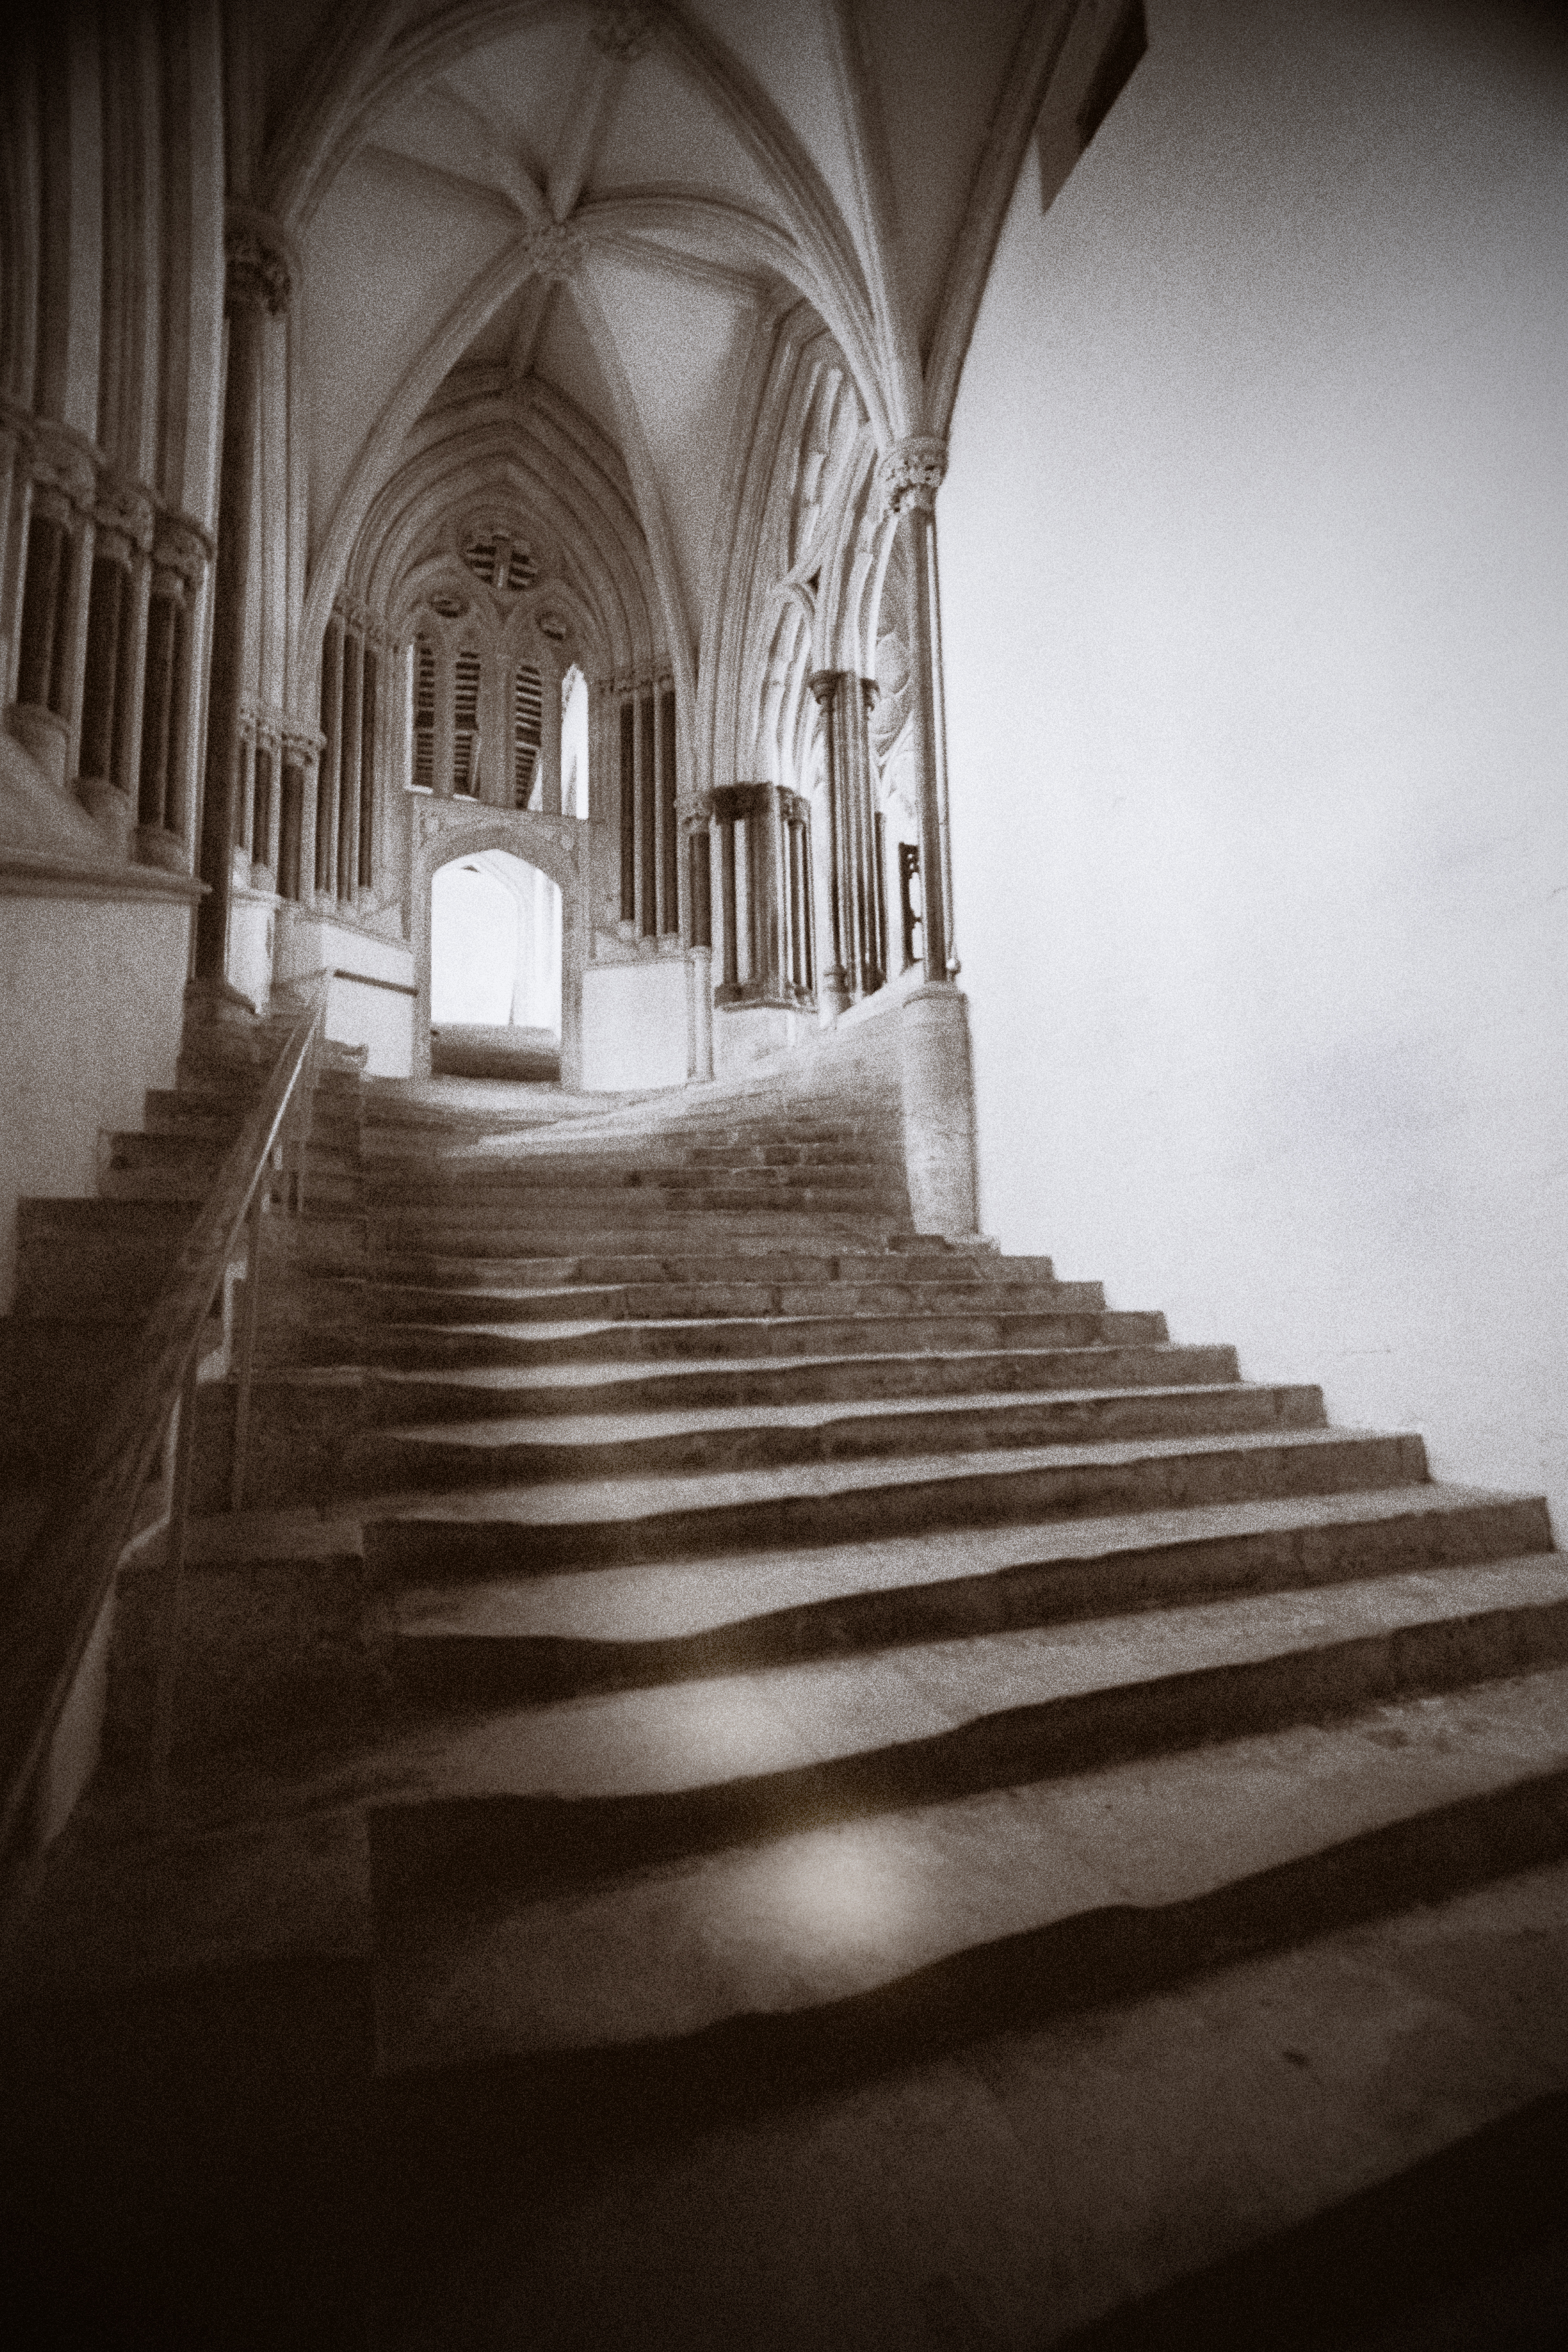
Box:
[464,537,538,593]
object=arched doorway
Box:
[410,802,587,1087]
[430,848,562,1078]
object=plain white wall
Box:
[581,959,689,1091]
[943,0,1568,1528]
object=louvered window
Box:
[412,638,435,791]
[452,647,481,797]
[513,664,543,806]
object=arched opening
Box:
[430,848,562,1079]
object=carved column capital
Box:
[224,206,295,317]
[522,220,587,283]
[877,435,948,518]
[807,668,842,709]
[31,419,99,514]
[336,591,375,639]
[95,477,156,558]
[281,718,326,766]
[152,511,213,582]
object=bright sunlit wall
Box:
[943,0,1568,1526]
[430,851,562,1034]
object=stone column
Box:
[434,638,455,799]
[236,724,257,869]
[807,670,848,1016]
[77,479,154,857]
[0,402,30,694]
[357,639,379,900]
[194,209,291,983]
[540,649,563,816]
[878,437,954,984]
[256,724,282,887]
[138,513,210,871]
[809,668,884,1006]
[879,436,979,1236]
[113,532,153,820]
[338,622,363,904]
[317,611,344,901]
[899,981,979,1238]
[36,428,99,793]
[12,433,96,793]
[136,575,181,841]
[78,552,129,828]
[281,720,323,908]
[15,499,70,715]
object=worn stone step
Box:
[364,1136,902,1173]
[364,1424,1430,1577]
[365,1571,1568,2055]
[360,1306,1172,1371]
[101,1130,356,1178]
[360,1277,1107,1328]
[95,1159,360,1208]
[362,1342,1240,1422]
[142,1089,362,1145]
[371,1206,916,1242]
[355,1383,1328,1498]
[369,1838,1568,2352]
[369,1639,1568,2088]
[366,1220,932,1261]
[362,1182,910,1222]
[389,1485,1557,1704]
[362,1248,1056,1289]
[201,1347,1255,1506]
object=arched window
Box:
[562,664,589,818]
[412,637,435,791]
[513,663,542,807]
[452,646,481,795]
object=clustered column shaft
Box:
[615,677,679,938]
[195,217,291,980]
[707,783,814,1008]
[809,667,886,1014]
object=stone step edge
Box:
[362,1427,1432,1569]
[367,1759,1568,2123]
[387,1503,1558,1706]
[366,1599,1568,1918]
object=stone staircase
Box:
[3,1038,1568,2350]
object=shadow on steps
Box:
[371,1765,1568,2172]
[0,1957,375,2352]
[1048,2088,1568,2352]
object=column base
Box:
[818,966,851,1020]
[77,779,136,862]
[899,981,979,1238]
[184,974,264,1028]
[6,703,69,793]
[134,823,189,874]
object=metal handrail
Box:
[0,973,334,1855]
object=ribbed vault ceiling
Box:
[267,0,1134,678]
